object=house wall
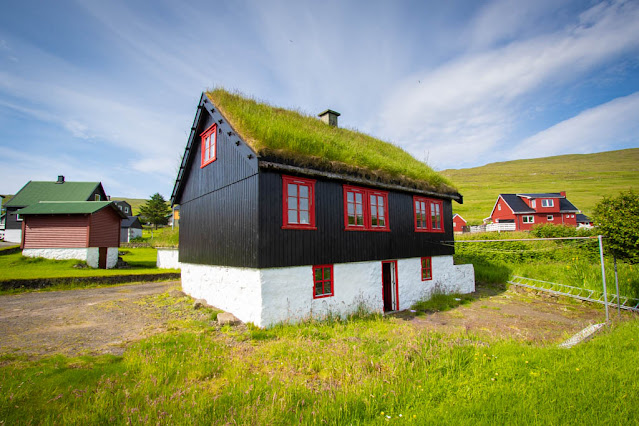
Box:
[491,197,515,223]
[516,212,578,231]
[22,215,89,248]
[257,170,454,268]
[453,216,466,232]
[4,207,23,232]
[22,246,118,268]
[88,209,121,247]
[3,228,22,243]
[181,255,474,328]
[177,109,260,267]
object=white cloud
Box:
[509,91,639,159]
[374,0,639,169]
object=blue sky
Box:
[1,0,638,199]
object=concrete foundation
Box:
[181,255,475,327]
[22,247,119,269]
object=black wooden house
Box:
[171,90,474,327]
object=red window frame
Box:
[413,196,444,233]
[282,175,316,230]
[421,256,432,281]
[313,264,334,298]
[343,185,390,231]
[200,124,217,168]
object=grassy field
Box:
[441,148,639,224]
[140,226,179,247]
[454,231,639,299]
[0,247,177,281]
[1,303,637,424]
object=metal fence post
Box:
[614,256,621,319]
[598,235,609,322]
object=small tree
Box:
[139,193,172,230]
[593,190,639,264]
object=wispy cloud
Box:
[375,0,639,169]
[510,91,639,159]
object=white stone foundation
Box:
[22,247,119,269]
[156,248,181,269]
[3,229,22,243]
[181,256,475,328]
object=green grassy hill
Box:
[441,148,639,224]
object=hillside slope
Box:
[441,148,639,224]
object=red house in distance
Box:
[488,191,583,231]
[453,214,467,233]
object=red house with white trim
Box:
[488,191,583,231]
[452,214,467,233]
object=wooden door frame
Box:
[381,260,399,312]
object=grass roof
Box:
[207,89,457,194]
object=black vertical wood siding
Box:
[177,109,260,266]
[257,170,454,268]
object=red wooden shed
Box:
[18,201,126,268]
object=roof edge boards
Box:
[259,161,463,202]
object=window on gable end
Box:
[200,124,217,168]
[313,264,334,298]
[282,175,316,230]
[421,257,432,281]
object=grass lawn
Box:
[0,247,178,281]
[1,307,637,424]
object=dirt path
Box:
[399,284,616,342]
[0,282,625,358]
[0,281,213,357]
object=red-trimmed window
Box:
[421,257,432,281]
[282,175,316,229]
[200,124,217,168]
[343,185,389,231]
[414,196,444,232]
[313,264,334,298]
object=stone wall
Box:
[156,248,181,269]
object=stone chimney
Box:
[318,109,340,127]
[56,175,65,184]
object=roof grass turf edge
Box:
[206,89,458,195]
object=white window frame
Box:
[522,215,534,224]
[531,200,536,208]
[547,215,554,221]
[16,213,23,221]
[541,199,554,208]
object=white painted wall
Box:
[157,248,181,269]
[22,246,119,269]
[181,263,262,325]
[129,228,143,241]
[181,255,475,328]
[4,229,21,243]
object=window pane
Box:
[300,198,309,211]
[288,197,297,210]
[370,195,376,206]
[288,184,297,197]
[348,204,354,215]
[356,204,362,215]
[348,215,355,225]
[315,268,322,281]
[288,210,298,224]
[324,267,331,280]
[356,193,362,203]
[300,211,309,224]
[378,217,385,226]
[372,216,378,226]
[300,185,309,198]
[371,205,377,218]
[315,282,323,295]
[357,215,364,226]
[347,192,354,203]
[378,197,384,207]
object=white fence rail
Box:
[485,223,516,232]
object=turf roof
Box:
[5,181,102,207]
[17,201,126,217]
[206,89,458,194]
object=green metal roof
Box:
[5,181,102,207]
[17,201,126,217]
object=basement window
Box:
[522,215,534,223]
[547,215,554,221]
[282,175,316,230]
[421,257,432,281]
[414,196,444,232]
[313,264,334,298]
[200,124,217,168]
[343,185,389,231]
